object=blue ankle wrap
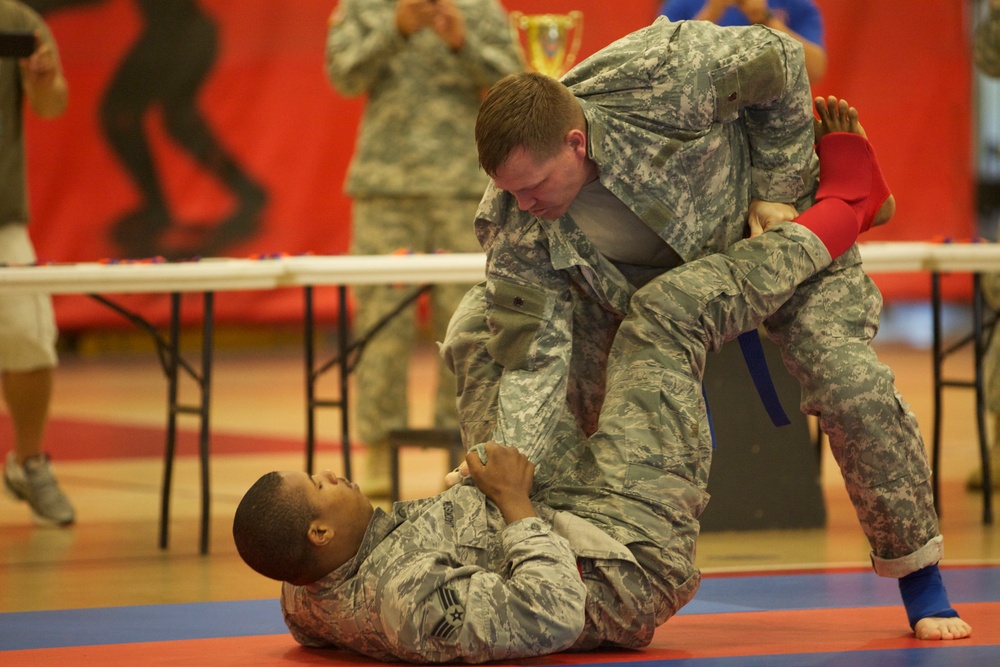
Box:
[898,563,959,629]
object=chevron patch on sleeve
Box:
[430,587,466,640]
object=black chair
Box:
[387,428,464,503]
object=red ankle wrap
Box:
[814,133,891,233]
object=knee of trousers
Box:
[788,343,905,422]
[572,558,658,650]
[630,537,702,624]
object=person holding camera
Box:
[324,0,521,497]
[660,0,827,81]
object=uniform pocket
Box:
[710,47,785,122]
[485,279,553,371]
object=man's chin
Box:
[533,207,563,220]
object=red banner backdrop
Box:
[812,0,975,300]
[23,1,973,331]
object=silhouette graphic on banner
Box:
[29,0,268,259]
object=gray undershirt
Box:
[568,179,683,288]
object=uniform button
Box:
[728,92,737,101]
[513,296,524,307]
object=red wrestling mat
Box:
[5,603,998,667]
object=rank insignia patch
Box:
[430,587,465,640]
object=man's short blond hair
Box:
[476,72,585,177]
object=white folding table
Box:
[0,244,995,553]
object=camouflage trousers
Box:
[445,224,945,646]
[350,196,482,450]
[982,272,1000,413]
[761,247,942,577]
[542,225,838,641]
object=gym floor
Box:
[1,335,997,665]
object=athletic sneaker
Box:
[3,451,76,526]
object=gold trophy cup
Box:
[509,11,584,78]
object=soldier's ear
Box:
[308,521,335,547]
[565,128,587,154]
[566,128,587,156]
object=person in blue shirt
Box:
[660,0,826,81]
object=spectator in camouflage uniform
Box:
[968,0,1000,491]
[972,275,1000,491]
[452,17,969,640]
[233,125,939,662]
[324,0,521,496]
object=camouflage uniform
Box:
[282,223,838,663]
[449,17,944,579]
[975,3,1000,78]
[979,273,1000,489]
[977,3,1000,480]
[324,0,521,471]
[983,274,1000,413]
[973,2,1000,413]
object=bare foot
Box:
[914,615,973,641]
[814,95,865,140]
[813,95,895,227]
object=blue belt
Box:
[737,329,792,428]
[704,329,791,449]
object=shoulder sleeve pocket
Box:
[710,47,785,123]
[485,279,553,371]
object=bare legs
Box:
[2,368,53,464]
